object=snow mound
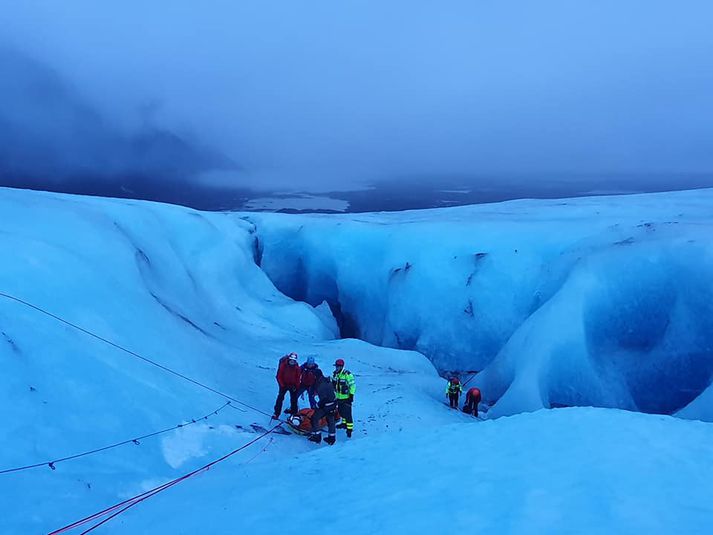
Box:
[89,408,713,534]
[249,190,713,419]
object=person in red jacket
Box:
[297,356,321,409]
[463,387,482,417]
[273,352,301,418]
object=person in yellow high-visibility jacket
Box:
[332,358,356,438]
[446,377,462,409]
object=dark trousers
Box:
[311,405,337,437]
[464,394,480,417]
[274,385,298,416]
[297,385,318,409]
[337,399,353,431]
[448,393,459,408]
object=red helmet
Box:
[451,377,460,384]
[334,358,345,367]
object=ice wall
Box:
[248,190,713,419]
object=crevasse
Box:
[248,189,713,419]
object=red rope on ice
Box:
[48,424,282,535]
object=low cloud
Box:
[2,1,712,205]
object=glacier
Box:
[249,189,713,419]
[1,185,713,533]
[0,186,444,533]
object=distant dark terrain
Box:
[3,172,713,214]
[325,173,713,213]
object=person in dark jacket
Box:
[308,370,337,445]
[463,387,482,417]
[273,352,301,418]
[297,356,320,409]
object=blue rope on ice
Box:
[0,290,278,419]
[0,401,232,475]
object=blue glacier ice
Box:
[2,186,713,533]
[249,189,713,419]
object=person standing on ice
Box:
[463,387,482,417]
[308,370,338,445]
[332,358,356,438]
[446,377,462,408]
[297,356,320,409]
[273,352,301,419]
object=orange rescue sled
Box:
[286,408,341,435]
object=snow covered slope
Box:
[2,186,713,534]
[0,187,443,533]
[249,189,713,419]
[91,408,713,535]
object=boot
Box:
[324,435,336,446]
[346,429,352,438]
[308,433,322,444]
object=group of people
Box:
[274,352,356,445]
[446,377,482,417]
[274,354,481,447]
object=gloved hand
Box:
[348,394,354,404]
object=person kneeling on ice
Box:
[273,352,301,419]
[308,370,337,445]
[446,377,462,408]
[463,387,482,417]
[297,356,320,409]
[333,358,356,438]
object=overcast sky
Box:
[2,0,713,197]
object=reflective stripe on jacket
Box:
[446,381,462,395]
[332,370,356,400]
